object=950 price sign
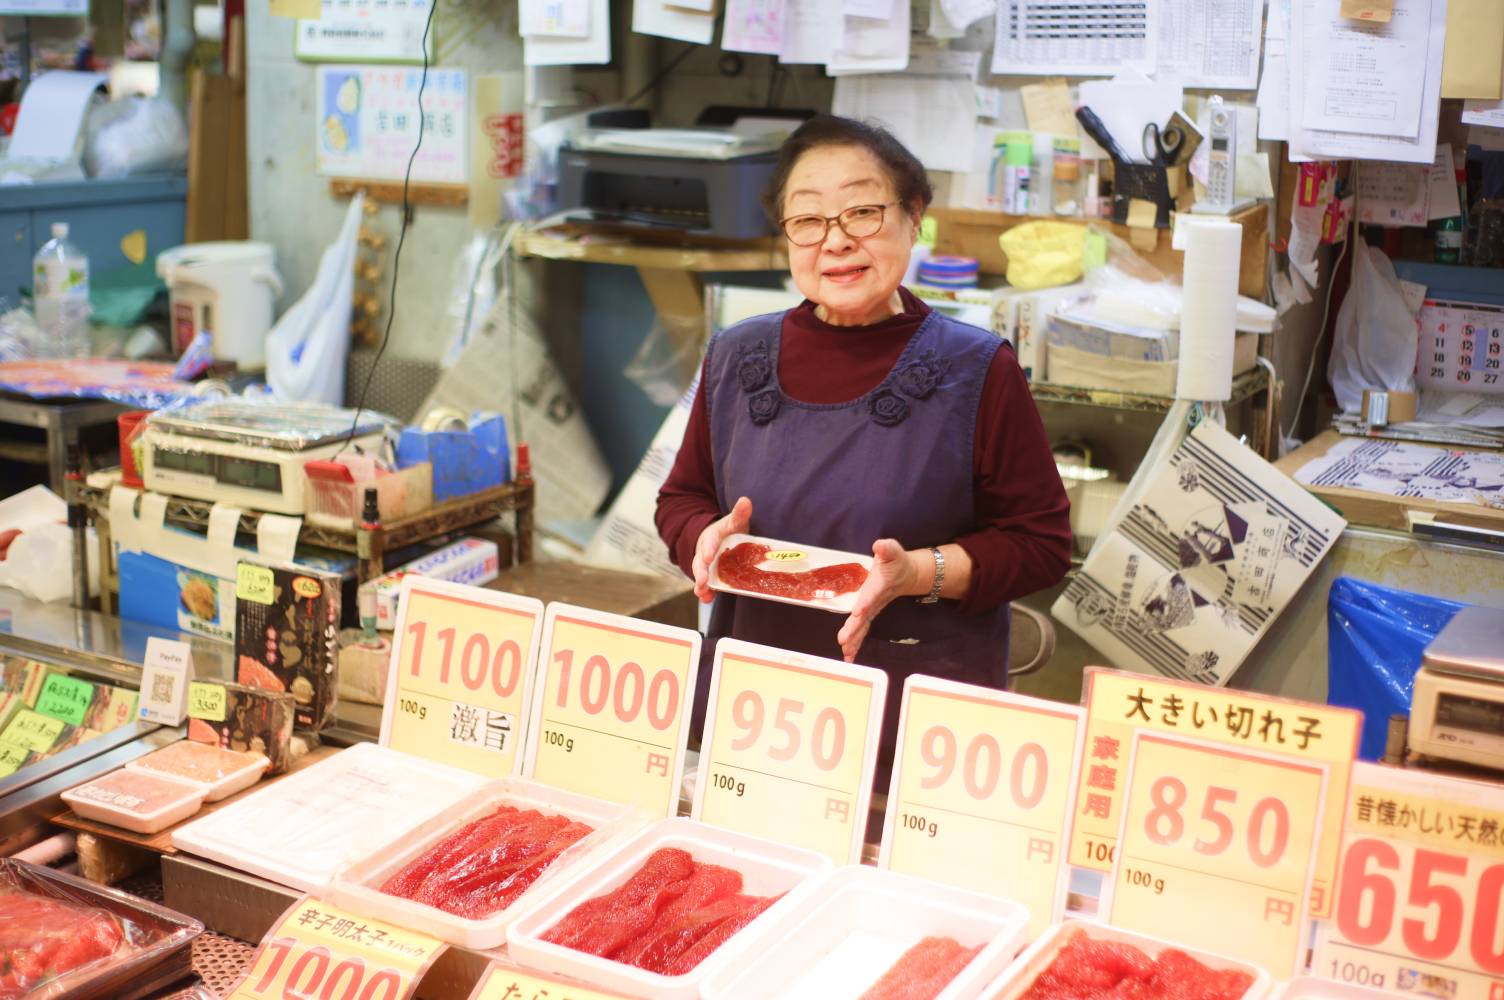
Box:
[879,676,1084,939]
[382,578,544,777]
[1104,732,1328,980]
[227,896,444,1000]
[525,604,700,818]
[1314,761,1504,998]
[693,639,886,865]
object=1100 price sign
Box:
[882,678,1083,939]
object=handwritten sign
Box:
[34,674,95,727]
[1105,732,1327,979]
[0,741,33,778]
[880,676,1083,939]
[1073,667,1360,918]
[467,962,633,1000]
[139,637,192,726]
[1,709,66,754]
[237,564,276,605]
[693,638,885,865]
[525,604,699,817]
[316,66,469,184]
[228,896,444,1000]
[1314,761,1504,997]
[382,578,544,777]
[189,681,228,723]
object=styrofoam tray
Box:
[171,742,486,892]
[1273,979,1401,998]
[63,769,207,835]
[329,778,644,950]
[701,865,1031,1000]
[506,817,833,1000]
[982,920,1272,1000]
[709,533,872,615]
[125,741,270,801]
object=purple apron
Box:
[697,307,1012,768]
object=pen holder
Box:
[1109,159,1175,229]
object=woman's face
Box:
[780,144,918,326]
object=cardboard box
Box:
[234,561,342,731]
[992,283,1084,381]
[1046,334,1257,396]
[367,537,501,630]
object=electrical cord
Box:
[623,44,697,106]
[342,0,439,451]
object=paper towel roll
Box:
[1176,218,1243,402]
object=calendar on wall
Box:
[1415,299,1504,394]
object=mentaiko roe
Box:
[379,805,593,919]
[860,935,983,1000]
[0,892,128,998]
[1020,929,1254,1000]
[541,847,782,976]
[716,542,868,601]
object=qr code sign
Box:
[449,701,514,753]
[151,674,177,703]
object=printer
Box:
[556,117,793,239]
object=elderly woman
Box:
[656,115,1071,748]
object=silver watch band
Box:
[919,546,944,604]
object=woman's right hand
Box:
[692,496,752,604]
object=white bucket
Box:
[157,241,283,369]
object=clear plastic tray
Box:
[63,768,207,835]
[330,778,643,950]
[982,919,1272,1000]
[701,865,1032,1000]
[709,533,873,615]
[506,817,833,1000]
[1272,979,1401,999]
[125,740,270,801]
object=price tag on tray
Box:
[382,577,545,778]
[33,674,95,726]
[1103,731,1328,980]
[693,638,886,865]
[227,896,446,1000]
[524,603,701,818]
[1314,760,1504,997]
[1072,667,1361,919]
[879,675,1084,939]
[467,962,634,1000]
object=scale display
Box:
[1436,691,1504,737]
[154,447,284,494]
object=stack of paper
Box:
[521,0,610,66]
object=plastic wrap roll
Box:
[1176,218,1242,402]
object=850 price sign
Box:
[1104,732,1328,980]
[382,578,544,777]
[525,604,700,818]
[694,639,886,865]
[880,676,1083,939]
[1315,762,1504,998]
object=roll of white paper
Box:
[1176,218,1243,402]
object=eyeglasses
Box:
[778,202,898,247]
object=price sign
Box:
[1104,732,1327,979]
[1072,667,1360,918]
[879,675,1084,939]
[693,638,886,865]
[188,681,227,722]
[467,962,632,1000]
[1313,761,1504,997]
[0,741,32,778]
[1,709,66,753]
[382,578,545,778]
[34,674,95,726]
[525,603,700,817]
[228,896,445,1000]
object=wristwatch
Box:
[919,546,945,604]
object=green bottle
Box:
[1435,214,1462,263]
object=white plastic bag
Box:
[0,523,98,603]
[1328,243,1418,414]
[267,195,362,405]
[83,97,189,179]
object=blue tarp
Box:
[1327,576,1466,761]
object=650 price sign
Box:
[382,578,545,777]
[525,604,700,818]
[694,639,886,865]
[1315,762,1504,998]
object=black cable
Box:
[342,0,438,451]
[622,43,696,106]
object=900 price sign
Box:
[1315,762,1504,998]
[694,639,886,865]
[881,676,1084,939]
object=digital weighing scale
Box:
[141,400,393,514]
[1409,607,1504,771]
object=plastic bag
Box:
[267,194,362,405]
[998,221,1088,289]
[1327,576,1465,761]
[82,97,189,179]
[0,522,98,603]
[625,316,701,406]
[440,229,506,369]
[1328,243,1418,414]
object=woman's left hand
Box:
[836,539,922,662]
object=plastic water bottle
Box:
[32,222,91,358]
